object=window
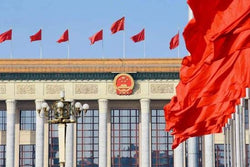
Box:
[246,144,250,167]
[245,99,249,129]
[151,109,173,167]
[111,109,139,167]
[48,124,59,167]
[214,144,224,167]
[76,109,99,167]
[197,137,203,167]
[19,145,35,167]
[0,111,6,131]
[0,145,6,167]
[20,110,36,130]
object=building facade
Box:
[0,58,248,167]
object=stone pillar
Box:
[140,99,150,167]
[98,99,108,167]
[35,99,44,167]
[6,99,16,167]
[187,137,199,167]
[204,134,214,167]
[174,143,185,167]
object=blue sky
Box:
[0,0,189,59]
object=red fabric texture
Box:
[169,32,179,49]
[57,29,69,43]
[89,30,103,45]
[164,0,250,149]
[131,29,145,43]
[111,17,125,34]
[0,29,12,43]
[30,29,42,42]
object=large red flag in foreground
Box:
[30,29,42,42]
[169,32,179,49]
[57,29,69,43]
[89,30,103,45]
[0,29,12,43]
[131,29,145,43]
[164,0,250,149]
[111,17,125,34]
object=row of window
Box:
[0,109,249,167]
[0,144,248,167]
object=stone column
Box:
[204,134,214,167]
[6,99,16,167]
[35,99,44,167]
[140,99,150,167]
[98,99,108,167]
[174,143,185,167]
[187,137,199,167]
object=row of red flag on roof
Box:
[164,0,250,149]
[0,17,179,49]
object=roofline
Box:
[0,58,182,73]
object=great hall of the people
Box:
[0,58,248,167]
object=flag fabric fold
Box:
[111,17,125,34]
[89,30,103,45]
[131,29,145,43]
[57,29,69,43]
[164,0,250,149]
[169,32,179,49]
[0,29,12,43]
[30,29,42,42]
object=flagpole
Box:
[177,27,180,58]
[40,41,42,59]
[123,29,126,59]
[10,39,13,59]
[144,39,146,58]
[177,45,180,58]
[10,27,13,59]
[67,41,70,59]
[102,38,104,59]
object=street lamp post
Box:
[37,91,89,167]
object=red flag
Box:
[0,29,12,43]
[57,29,69,43]
[131,29,145,43]
[169,32,179,49]
[164,0,250,149]
[30,29,42,42]
[89,30,103,45]
[111,17,125,34]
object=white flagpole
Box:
[10,39,13,59]
[10,28,13,59]
[123,29,126,59]
[177,44,180,58]
[102,38,104,59]
[40,41,42,59]
[67,41,70,59]
[144,38,146,58]
[177,27,180,58]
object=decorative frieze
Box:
[108,84,116,94]
[151,84,174,94]
[16,84,35,94]
[133,84,141,94]
[0,85,6,94]
[75,84,98,94]
[46,85,64,94]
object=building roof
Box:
[0,58,181,73]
